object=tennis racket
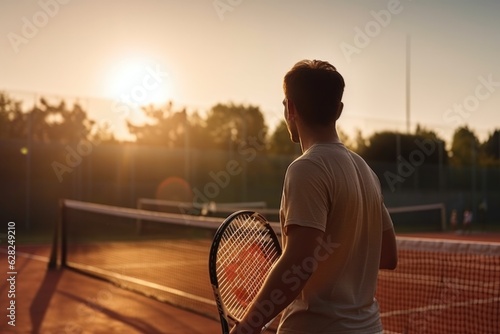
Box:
[209,210,282,334]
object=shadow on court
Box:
[29,269,62,333]
[0,245,222,334]
[57,290,165,334]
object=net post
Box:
[61,199,68,267]
[48,198,64,269]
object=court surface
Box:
[0,245,221,334]
[2,231,499,333]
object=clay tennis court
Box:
[1,230,499,333]
[0,244,221,333]
[380,232,500,333]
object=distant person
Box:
[230,60,398,334]
[463,209,473,233]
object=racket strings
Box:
[218,216,257,266]
[216,214,280,320]
[219,218,268,303]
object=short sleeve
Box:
[381,204,394,231]
[281,159,330,233]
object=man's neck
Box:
[298,124,340,152]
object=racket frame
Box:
[209,210,281,334]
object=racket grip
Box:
[261,316,276,333]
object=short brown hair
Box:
[283,60,345,126]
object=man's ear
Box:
[286,99,297,121]
[336,102,344,120]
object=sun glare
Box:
[106,57,173,108]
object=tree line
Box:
[1,92,499,167]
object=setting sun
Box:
[100,56,175,140]
[106,56,173,109]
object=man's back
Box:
[230,59,396,334]
[278,143,391,333]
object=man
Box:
[230,59,397,334]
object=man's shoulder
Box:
[287,155,322,174]
[345,148,368,164]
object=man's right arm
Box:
[380,227,397,270]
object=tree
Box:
[268,122,354,155]
[91,121,118,144]
[185,111,212,150]
[204,103,267,151]
[352,129,368,155]
[337,126,354,151]
[35,98,94,144]
[127,102,190,147]
[127,102,269,150]
[0,92,25,139]
[268,120,298,155]
[362,126,447,165]
[450,126,480,166]
[480,129,500,166]
[0,92,109,144]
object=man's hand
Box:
[229,321,262,334]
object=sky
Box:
[1,0,499,143]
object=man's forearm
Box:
[231,225,328,334]
[233,257,310,334]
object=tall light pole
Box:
[26,96,34,230]
[406,34,411,134]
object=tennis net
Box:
[378,237,500,333]
[49,200,500,333]
[136,197,269,217]
[388,203,447,232]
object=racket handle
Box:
[220,316,230,334]
[261,316,276,333]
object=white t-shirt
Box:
[278,143,393,334]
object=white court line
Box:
[67,261,216,306]
[381,296,500,317]
[2,248,215,306]
[0,248,49,263]
[397,235,500,247]
[101,259,207,270]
